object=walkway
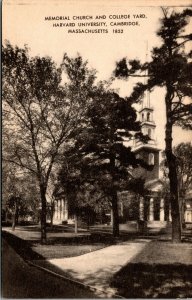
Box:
[42,239,151,297]
[2,238,98,299]
[3,225,192,298]
[35,238,192,298]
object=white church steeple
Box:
[139,93,157,146]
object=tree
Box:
[6,195,22,230]
[175,142,192,195]
[175,143,192,227]
[161,142,192,226]
[2,42,97,243]
[54,144,111,233]
[114,8,192,242]
[2,132,40,227]
[6,194,34,230]
[3,164,40,230]
[69,89,151,237]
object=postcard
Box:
[2,0,192,298]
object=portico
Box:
[53,198,68,224]
[137,179,171,222]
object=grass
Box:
[110,240,192,298]
[1,224,140,260]
[31,242,110,259]
[2,226,192,298]
[2,230,114,260]
[32,244,103,259]
[2,239,98,299]
[111,263,192,298]
[3,224,192,261]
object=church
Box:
[120,91,170,224]
[52,92,191,226]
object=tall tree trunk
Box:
[15,209,19,225]
[40,186,47,244]
[86,212,90,230]
[112,190,119,237]
[180,198,185,230]
[12,203,17,231]
[74,213,78,234]
[165,92,181,243]
[12,212,16,231]
[50,202,54,229]
[109,145,120,237]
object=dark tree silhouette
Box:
[161,142,192,227]
[63,89,151,237]
[114,8,192,242]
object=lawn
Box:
[2,226,192,298]
[111,263,192,298]
[2,230,114,260]
[110,241,192,298]
[31,242,109,259]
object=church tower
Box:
[132,91,160,181]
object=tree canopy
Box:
[56,88,151,236]
[114,8,192,242]
[2,42,98,242]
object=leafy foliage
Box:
[55,87,150,235]
[114,8,192,242]
[161,142,192,197]
[2,42,98,241]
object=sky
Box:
[3,0,192,153]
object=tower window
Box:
[142,113,144,121]
[149,153,154,165]
[148,128,151,138]
[136,153,141,159]
[147,112,150,121]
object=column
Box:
[160,198,165,221]
[149,198,154,221]
[120,201,123,217]
[58,200,60,220]
[63,199,68,221]
[169,204,172,222]
[59,199,62,220]
[62,199,65,221]
[110,208,114,226]
[54,201,58,220]
[139,197,144,220]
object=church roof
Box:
[133,143,161,153]
[145,178,163,192]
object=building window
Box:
[148,128,151,138]
[149,153,154,165]
[147,112,150,121]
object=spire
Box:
[132,41,159,151]
[142,41,150,109]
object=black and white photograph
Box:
[2,0,192,298]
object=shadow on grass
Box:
[12,224,87,233]
[110,236,192,299]
[2,231,45,260]
[34,260,121,298]
[2,239,100,299]
[91,224,169,236]
[3,227,192,298]
[110,263,192,298]
[2,230,114,260]
[30,242,192,298]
